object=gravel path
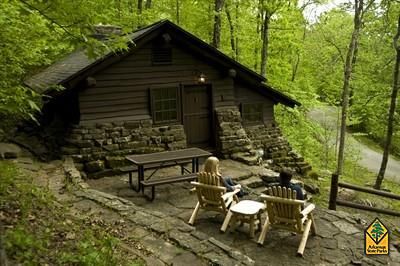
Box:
[308,107,400,183]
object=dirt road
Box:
[308,107,400,183]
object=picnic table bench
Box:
[125,148,211,200]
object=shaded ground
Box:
[86,159,400,266]
[308,107,400,183]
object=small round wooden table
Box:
[220,200,266,238]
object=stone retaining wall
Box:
[244,123,311,173]
[244,123,290,157]
[61,120,186,178]
[215,107,260,165]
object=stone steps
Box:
[238,176,264,189]
[271,157,287,163]
[299,164,312,174]
[231,152,259,165]
[284,161,309,167]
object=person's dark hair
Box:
[280,168,293,186]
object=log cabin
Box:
[25,20,308,177]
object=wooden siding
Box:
[79,41,235,124]
[234,82,275,124]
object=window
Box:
[241,103,263,123]
[151,87,178,123]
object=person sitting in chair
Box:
[279,168,304,200]
[203,156,246,197]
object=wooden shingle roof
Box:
[25,49,94,94]
[25,22,163,94]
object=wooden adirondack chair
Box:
[257,186,317,257]
[188,172,240,225]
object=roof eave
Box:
[259,84,301,108]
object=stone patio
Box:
[12,156,400,265]
[83,159,400,266]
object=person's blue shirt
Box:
[280,182,304,200]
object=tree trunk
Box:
[144,0,151,9]
[291,53,300,82]
[374,15,400,189]
[208,3,213,42]
[212,0,224,48]
[176,0,180,24]
[137,0,143,27]
[138,0,143,13]
[336,0,363,175]
[116,0,121,19]
[225,1,236,59]
[235,0,239,60]
[260,12,270,79]
[349,44,359,106]
[254,0,263,71]
[145,0,151,9]
[291,22,306,82]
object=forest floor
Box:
[308,106,400,183]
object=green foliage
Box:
[276,104,335,170]
[0,0,68,124]
[307,170,319,180]
[1,0,400,185]
[4,225,48,263]
[59,233,119,266]
[300,10,353,104]
[0,162,142,265]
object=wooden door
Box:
[183,85,213,147]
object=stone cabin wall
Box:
[61,107,311,177]
[62,120,187,178]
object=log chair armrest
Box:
[260,194,305,205]
[300,203,315,218]
[222,188,240,201]
[191,182,227,192]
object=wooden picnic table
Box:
[125,147,211,200]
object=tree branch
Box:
[18,0,84,41]
[321,31,345,64]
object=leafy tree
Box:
[336,0,365,176]
[0,0,69,125]
[375,8,400,189]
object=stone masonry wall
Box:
[244,124,311,174]
[215,107,259,165]
[61,120,186,178]
[244,124,290,156]
[60,110,310,177]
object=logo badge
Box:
[365,218,389,255]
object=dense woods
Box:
[1,0,400,182]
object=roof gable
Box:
[25,19,299,107]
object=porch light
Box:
[198,73,206,83]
